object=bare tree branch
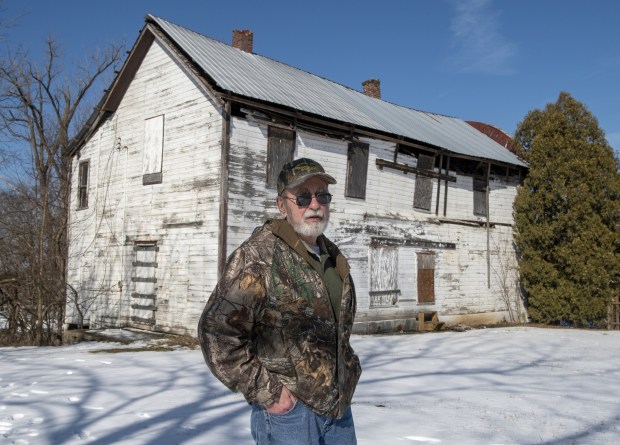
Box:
[0,33,124,345]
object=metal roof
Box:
[147,15,526,167]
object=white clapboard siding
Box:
[226,116,522,329]
[67,39,223,333]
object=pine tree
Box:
[513,92,620,326]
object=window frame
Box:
[77,160,89,210]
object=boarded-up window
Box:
[143,115,164,185]
[473,177,487,217]
[131,242,158,325]
[267,127,295,189]
[77,160,89,209]
[345,142,369,199]
[369,246,399,307]
[413,154,434,211]
[417,251,435,304]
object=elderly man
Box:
[198,158,361,445]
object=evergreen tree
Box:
[513,92,620,326]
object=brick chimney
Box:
[232,29,253,53]
[362,79,381,99]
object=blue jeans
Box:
[250,401,357,445]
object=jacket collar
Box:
[268,219,350,280]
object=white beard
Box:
[289,209,329,240]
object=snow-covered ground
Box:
[1,326,619,445]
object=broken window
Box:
[77,160,89,209]
[345,141,369,199]
[473,177,487,217]
[267,126,295,189]
[413,154,435,211]
[417,251,435,304]
[143,115,164,185]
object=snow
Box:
[1,326,619,445]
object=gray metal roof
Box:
[147,15,526,167]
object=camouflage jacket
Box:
[198,219,361,418]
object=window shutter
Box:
[143,115,164,185]
[417,251,435,303]
[369,246,400,308]
[345,142,369,199]
[413,154,435,211]
[473,177,487,217]
[267,127,295,188]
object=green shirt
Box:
[305,238,343,321]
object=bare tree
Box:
[490,234,527,324]
[0,36,123,345]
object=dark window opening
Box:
[77,160,89,209]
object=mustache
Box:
[304,209,324,219]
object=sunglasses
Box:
[284,191,332,207]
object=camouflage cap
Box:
[277,158,337,195]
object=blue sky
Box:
[4,0,620,155]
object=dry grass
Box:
[161,334,200,349]
[88,332,200,354]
